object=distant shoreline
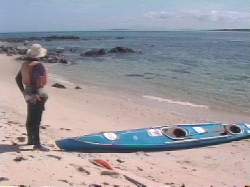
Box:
[207,29,250,32]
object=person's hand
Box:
[24,94,37,104]
[23,94,30,102]
[35,95,42,102]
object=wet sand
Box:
[0,54,250,187]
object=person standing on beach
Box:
[15,44,49,151]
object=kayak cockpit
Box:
[161,127,188,140]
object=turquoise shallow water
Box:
[1,31,250,114]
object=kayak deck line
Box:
[71,134,246,145]
[56,123,250,152]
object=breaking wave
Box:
[143,95,209,109]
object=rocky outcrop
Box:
[41,53,69,64]
[44,35,80,41]
[1,35,80,43]
[80,47,137,57]
[69,47,79,53]
[12,49,69,64]
[1,44,138,64]
[81,49,106,57]
[54,47,65,54]
[108,47,135,54]
[0,44,71,64]
[0,45,28,56]
[15,46,28,55]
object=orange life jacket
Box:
[21,61,47,88]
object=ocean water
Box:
[1,31,250,114]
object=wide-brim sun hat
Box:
[26,43,47,58]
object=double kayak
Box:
[56,123,250,152]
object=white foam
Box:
[143,95,209,109]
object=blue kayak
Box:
[56,123,250,152]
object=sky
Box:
[0,0,250,32]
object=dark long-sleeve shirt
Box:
[15,71,24,93]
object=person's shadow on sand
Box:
[0,144,33,153]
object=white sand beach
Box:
[0,54,250,187]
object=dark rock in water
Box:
[116,37,125,39]
[43,56,59,63]
[23,41,29,46]
[0,45,28,56]
[42,54,69,64]
[44,35,80,41]
[108,46,135,54]
[15,56,27,61]
[0,45,16,55]
[138,49,143,54]
[52,83,66,89]
[171,69,191,74]
[81,48,106,57]
[125,74,144,78]
[149,44,155,47]
[58,58,68,64]
[172,76,178,80]
[54,47,65,53]
[79,47,137,57]
[1,35,80,43]
[69,47,79,53]
[16,46,28,55]
[75,86,82,89]
[9,47,70,64]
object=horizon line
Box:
[0,28,249,34]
